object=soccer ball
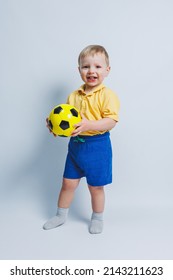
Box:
[48,104,81,137]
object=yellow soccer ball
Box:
[48,104,81,137]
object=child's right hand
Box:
[46,118,57,137]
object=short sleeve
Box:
[101,89,120,122]
[66,95,70,104]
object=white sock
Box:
[43,207,69,230]
[89,212,103,234]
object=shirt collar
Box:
[78,84,105,96]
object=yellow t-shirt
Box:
[67,84,120,136]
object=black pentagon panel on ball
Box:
[60,120,70,130]
[48,120,53,130]
[70,108,78,117]
[54,106,63,114]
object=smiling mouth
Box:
[87,76,97,81]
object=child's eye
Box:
[82,66,89,69]
[96,65,102,68]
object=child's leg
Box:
[43,178,80,230]
[88,185,105,234]
[57,178,80,208]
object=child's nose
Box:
[88,67,95,73]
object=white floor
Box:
[1,179,173,260]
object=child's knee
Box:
[88,185,104,194]
[62,178,80,191]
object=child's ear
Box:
[106,66,111,76]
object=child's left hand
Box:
[71,113,91,137]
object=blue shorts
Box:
[63,132,112,186]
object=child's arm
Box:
[71,113,116,137]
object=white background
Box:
[0,0,173,259]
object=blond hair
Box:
[78,45,109,66]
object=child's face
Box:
[78,53,110,92]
